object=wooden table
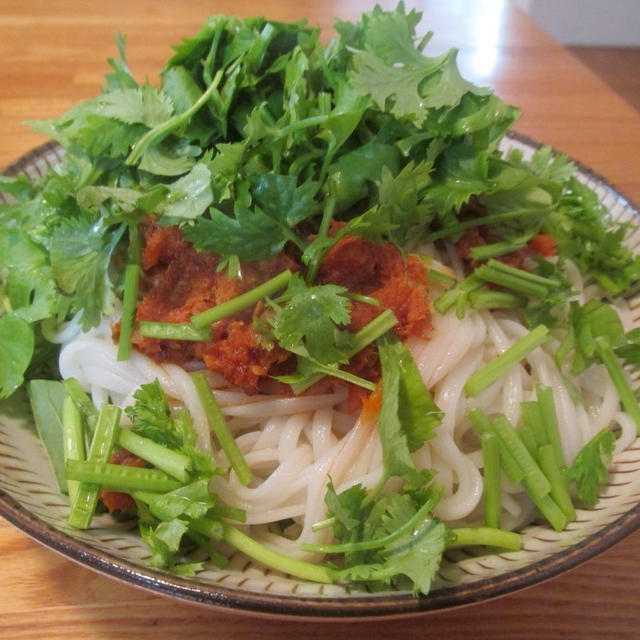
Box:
[1,1,640,637]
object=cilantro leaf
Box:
[125,379,182,449]
[377,333,442,484]
[183,205,289,260]
[0,315,35,398]
[270,275,352,365]
[565,428,615,507]
[49,217,124,329]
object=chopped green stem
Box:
[192,372,254,486]
[117,428,192,482]
[518,423,539,460]
[222,523,334,584]
[538,444,576,521]
[67,404,121,529]
[474,259,559,299]
[469,239,528,262]
[208,504,247,523]
[66,459,182,493]
[305,196,336,284]
[302,495,438,554]
[523,479,568,532]
[187,516,226,541]
[468,408,524,484]
[348,293,381,307]
[191,270,292,328]
[311,516,337,532]
[117,222,142,361]
[348,310,398,354]
[428,268,457,288]
[139,321,212,342]
[291,360,376,395]
[62,396,85,504]
[595,338,640,434]
[468,290,526,310]
[491,414,551,501]
[434,274,483,315]
[447,527,522,551]
[480,431,501,529]
[64,378,98,433]
[464,325,550,397]
[126,69,223,165]
[536,384,567,468]
[521,401,548,449]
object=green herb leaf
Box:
[565,428,615,507]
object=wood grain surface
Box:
[1,1,640,638]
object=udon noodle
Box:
[57,248,636,561]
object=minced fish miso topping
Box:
[3,4,640,595]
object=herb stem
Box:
[192,372,254,486]
[447,527,522,551]
[464,325,550,397]
[222,523,334,584]
[62,396,85,504]
[595,338,640,434]
[191,270,292,328]
[126,69,224,165]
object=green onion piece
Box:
[469,239,528,263]
[464,325,550,397]
[117,429,192,482]
[491,414,551,501]
[222,523,334,584]
[64,378,98,433]
[447,527,522,551]
[66,459,181,493]
[468,408,524,484]
[538,444,576,521]
[474,259,559,299]
[62,396,85,504]
[139,321,212,342]
[468,290,526,310]
[67,404,121,529]
[480,431,502,529]
[536,384,567,468]
[594,339,640,434]
[191,270,292,328]
[192,372,254,486]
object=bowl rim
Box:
[2,131,640,619]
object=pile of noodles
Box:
[55,247,636,561]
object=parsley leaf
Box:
[269,275,352,365]
[377,333,442,484]
[565,428,615,507]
